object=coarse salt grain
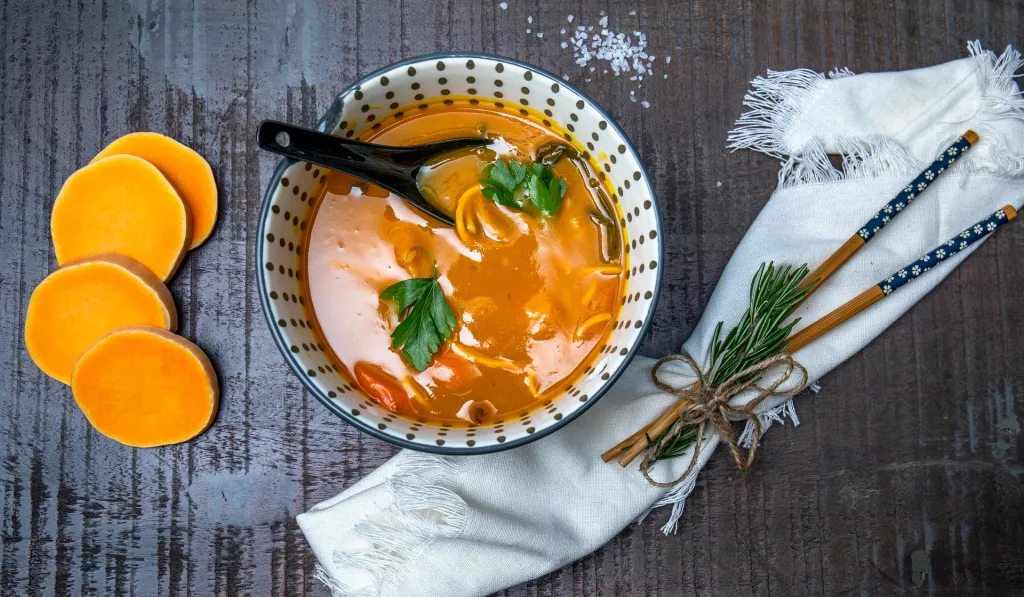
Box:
[527,15,533,23]
[570,22,656,77]
[548,12,671,107]
[537,32,543,38]
[498,1,507,9]
[641,100,650,109]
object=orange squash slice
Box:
[51,154,191,281]
[92,132,218,249]
[24,254,177,384]
[71,326,219,447]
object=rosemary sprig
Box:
[651,262,814,461]
[647,425,699,460]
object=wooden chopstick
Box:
[600,389,700,462]
[785,204,1016,352]
[609,389,700,464]
[603,130,981,467]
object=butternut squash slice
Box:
[51,154,192,281]
[71,326,219,448]
[92,132,218,249]
[24,254,178,384]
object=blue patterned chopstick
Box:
[788,204,1017,353]
[880,205,1016,295]
[857,131,978,242]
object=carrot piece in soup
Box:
[353,362,417,417]
[428,350,480,391]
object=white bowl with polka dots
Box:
[257,53,663,454]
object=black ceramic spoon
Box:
[257,120,491,226]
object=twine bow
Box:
[640,353,808,487]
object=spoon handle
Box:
[257,120,490,226]
[257,120,421,198]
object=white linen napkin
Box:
[299,42,1024,597]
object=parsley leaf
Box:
[526,162,568,215]
[480,158,528,210]
[380,271,457,371]
[479,158,568,216]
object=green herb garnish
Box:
[480,158,528,209]
[525,162,568,215]
[480,158,568,215]
[380,270,457,371]
[653,262,815,461]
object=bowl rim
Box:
[257,51,665,454]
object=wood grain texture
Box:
[1,0,1022,595]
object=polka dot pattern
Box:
[258,55,660,453]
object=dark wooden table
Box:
[3,1,1022,595]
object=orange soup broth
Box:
[302,101,627,425]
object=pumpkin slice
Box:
[51,154,191,281]
[24,254,177,384]
[92,132,218,249]
[71,326,219,448]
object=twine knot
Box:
[640,353,808,487]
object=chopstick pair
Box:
[786,204,1016,352]
[605,130,990,466]
[795,130,980,296]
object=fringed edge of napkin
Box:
[643,398,802,535]
[776,136,923,188]
[725,65,855,159]
[317,454,469,597]
[728,41,1024,182]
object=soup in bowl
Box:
[258,54,662,453]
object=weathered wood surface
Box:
[1,0,1022,595]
